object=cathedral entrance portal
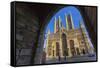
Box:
[62,33,68,60]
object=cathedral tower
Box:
[54,16,62,33]
[54,17,57,33]
[65,13,69,30]
[65,13,74,30]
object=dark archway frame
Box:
[36,5,97,64]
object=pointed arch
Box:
[69,40,76,56]
[62,33,68,56]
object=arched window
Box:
[69,40,76,56]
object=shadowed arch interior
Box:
[62,33,68,56]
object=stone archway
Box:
[34,6,97,64]
[15,2,97,65]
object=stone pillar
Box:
[34,32,45,64]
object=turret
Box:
[58,16,61,29]
[54,17,57,33]
[65,13,69,30]
[54,16,63,33]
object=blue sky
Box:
[45,6,84,33]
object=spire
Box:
[61,22,64,29]
[54,17,57,33]
[58,16,62,29]
[66,12,74,30]
[65,13,69,30]
[79,20,84,28]
[70,12,74,29]
[54,16,62,33]
[47,29,50,34]
[56,18,59,32]
[61,24,65,30]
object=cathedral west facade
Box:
[45,13,94,61]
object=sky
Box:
[45,6,84,33]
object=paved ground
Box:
[44,54,96,64]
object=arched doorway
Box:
[69,40,76,56]
[62,33,68,58]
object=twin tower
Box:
[54,13,75,33]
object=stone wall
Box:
[16,3,40,65]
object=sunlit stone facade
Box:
[45,13,94,61]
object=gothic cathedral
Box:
[45,13,94,61]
